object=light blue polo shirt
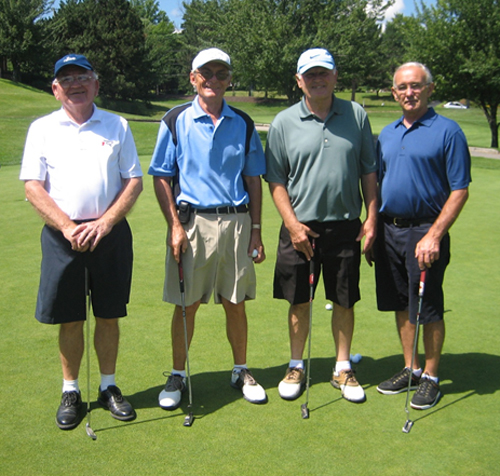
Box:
[265,95,377,222]
[148,96,266,208]
[377,108,471,219]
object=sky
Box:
[161,0,437,29]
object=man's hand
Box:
[415,232,441,270]
[356,216,377,262]
[168,222,189,263]
[72,218,113,252]
[287,222,320,261]
[248,229,266,264]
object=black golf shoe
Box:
[98,385,136,421]
[411,377,441,410]
[56,391,84,430]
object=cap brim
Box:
[298,62,335,74]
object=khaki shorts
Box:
[163,211,256,306]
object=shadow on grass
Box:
[89,352,498,432]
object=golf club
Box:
[84,267,97,440]
[178,257,194,427]
[402,269,427,434]
[301,239,316,419]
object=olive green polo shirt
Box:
[265,95,377,222]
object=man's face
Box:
[190,62,231,102]
[52,65,99,110]
[392,66,434,117]
[296,67,337,102]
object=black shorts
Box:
[374,220,450,324]
[273,220,361,307]
[35,219,133,324]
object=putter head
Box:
[183,412,194,427]
[402,419,414,433]
[86,423,97,440]
[301,403,310,419]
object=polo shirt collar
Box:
[193,95,235,120]
[298,94,339,121]
[56,104,100,125]
[395,107,437,129]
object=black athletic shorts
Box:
[374,220,450,324]
[273,219,361,307]
[35,219,133,324]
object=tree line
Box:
[0,0,499,146]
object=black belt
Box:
[194,205,248,215]
[381,214,435,228]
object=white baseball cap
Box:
[297,48,336,75]
[192,48,231,71]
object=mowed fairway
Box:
[1,82,499,475]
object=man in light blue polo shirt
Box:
[149,48,267,410]
[265,48,378,403]
[374,62,471,410]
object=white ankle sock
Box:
[289,359,304,370]
[100,373,116,391]
[172,369,186,378]
[412,368,423,378]
[62,379,79,393]
[422,373,439,383]
[335,360,351,375]
[233,364,248,373]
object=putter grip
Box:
[178,261,185,293]
[418,270,426,297]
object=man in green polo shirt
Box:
[265,48,378,403]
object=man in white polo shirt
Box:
[20,54,143,430]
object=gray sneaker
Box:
[377,368,420,395]
[411,377,441,410]
[158,374,186,410]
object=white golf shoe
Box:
[159,374,186,410]
[330,369,366,403]
[230,368,267,404]
[278,367,306,400]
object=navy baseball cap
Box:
[54,54,93,77]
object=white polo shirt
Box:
[20,106,143,220]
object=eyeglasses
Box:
[302,71,332,80]
[394,82,429,93]
[54,74,96,88]
[196,68,231,81]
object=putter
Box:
[402,269,427,434]
[178,257,194,427]
[84,268,97,440]
[301,239,316,419]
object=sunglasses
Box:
[195,68,231,81]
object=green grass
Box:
[1,79,497,166]
[1,79,500,475]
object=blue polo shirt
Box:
[377,108,471,219]
[148,96,266,208]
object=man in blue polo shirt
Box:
[149,48,267,409]
[374,62,471,409]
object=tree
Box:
[0,0,53,81]
[411,0,500,148]
[376,14,422,91]
[316,0,390,102]
[47,0,152,100]
[130,0,183,95]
